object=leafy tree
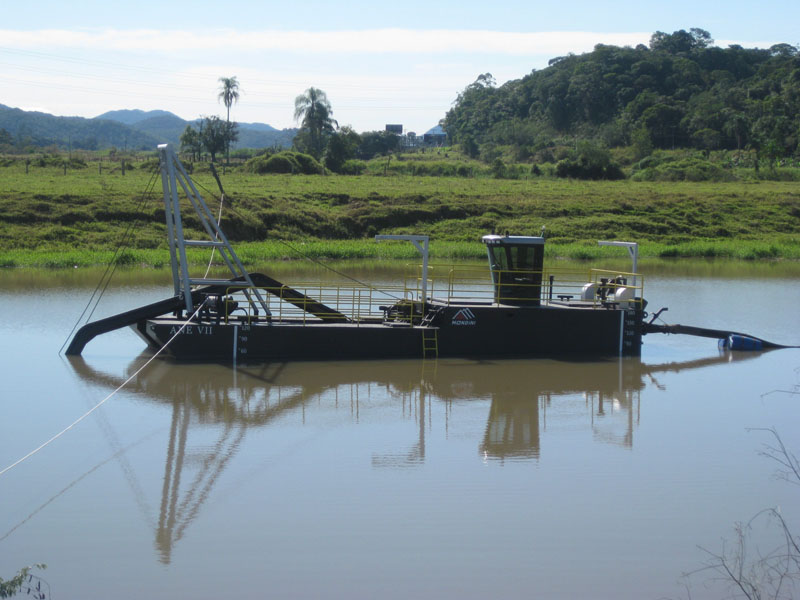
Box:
[443,73,506,146]
[355,130,401,159]
[689,28,713,47]
[324,126,361,173]
[641,103,684,148]
[769,43,799,57]
[692,127,722,155]
[721,109,750,151]
[649,28,712,54]
[474,72,496,88]
[218,76,240,163]
[752,113,794,167]
[555,141,625,180]
[293,87,337,159]
[490,157,507,178]
[179,125,202,161]
[460,133,479,158]
[489,119,554,161]
[199,116,238,162]
[624,90,660,121]
[631,126,654,160]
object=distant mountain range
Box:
[0,105,297,150]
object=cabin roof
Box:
[481,235,545,246]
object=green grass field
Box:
[1,157,798,267]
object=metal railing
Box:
[413,264,645,308]
[210,265,645,326]
[219,283,411,324]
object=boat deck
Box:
[196,264,644,327]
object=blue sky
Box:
[2,0,798,133]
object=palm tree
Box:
[218,76,240,163]
[294,87,338,159]
[218,76,240,122]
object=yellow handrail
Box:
[212,265,644,325]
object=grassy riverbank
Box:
[2,239,800,269]
[1,159,799,267]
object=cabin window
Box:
[509,245,534,271]
[488,243,543,273]
[488,246,509,271]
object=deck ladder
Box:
[422,328,439,359]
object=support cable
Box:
[2,298,208,478]
[59,170,160,354]
[202,191,225,280]
[202,163,227,279]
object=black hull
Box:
[137,303,643,362]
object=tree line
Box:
[176,29,800,180]
[443,29,800,168]
[179,80,419,171]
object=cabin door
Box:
[487,243,544,306]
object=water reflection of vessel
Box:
[66,145,650,361]
[69,351,756,562]
[71,351,758,457]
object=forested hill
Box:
[0,106,297,151]
[0,105,160,150]
[444,29,800,161]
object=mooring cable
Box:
[58,170,160,354]
[85,170,160,322]
[2,298,208,479]
[0,428,161,542]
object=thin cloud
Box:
[1,28,651,55]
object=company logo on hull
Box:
[451,308,476,326]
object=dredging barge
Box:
[64,145,787,362]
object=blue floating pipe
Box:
[646,321,797,350]
[719,334,764,351]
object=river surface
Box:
[1,262,799,600]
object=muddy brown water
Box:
[1,262,799,599]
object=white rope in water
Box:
[0,299,208,478]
